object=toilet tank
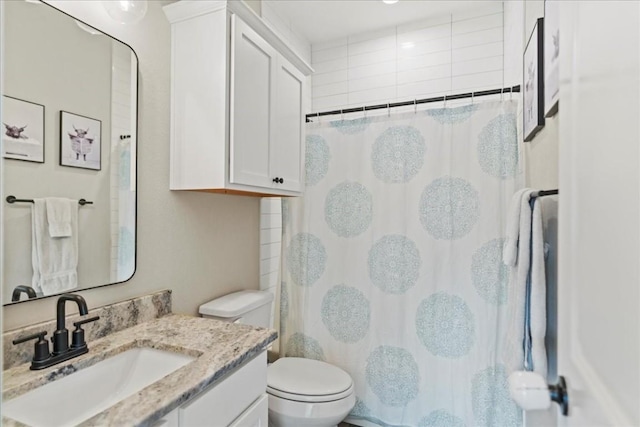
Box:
[199,290,274,328]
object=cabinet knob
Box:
[273,177,284,184]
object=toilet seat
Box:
[267,383,354,403]
[267,357,353,403]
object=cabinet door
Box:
[179,352,267,426]
[228,394,268,427]
[230,16,276,189]
[271,56,305,192]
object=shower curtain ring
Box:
[471,92,474,104]
[363,106,367,119]
[444,95,447,108]
[414,99,417,114]
[387,103,390,117]
[510,87,514,101]
[501,88,504,101]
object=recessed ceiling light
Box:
[383,0,399,4]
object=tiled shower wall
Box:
[259,198,282,328]
[310,3,505,113]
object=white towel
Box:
[530,200,548,378]
[31,199,79,296]
[503,188,529,266]
[503,189,535,373]
[45,198,73,237]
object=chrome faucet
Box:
[12,293,99,370]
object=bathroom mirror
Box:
[2,0,138,305]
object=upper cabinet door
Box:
[271,56,305,192]
[230,16,277,189]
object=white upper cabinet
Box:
[164,1,313,197]
[230,17,277,190]
[272,56,305,192]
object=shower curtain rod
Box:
[305,85,521,122]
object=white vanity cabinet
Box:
[154,351,268,427]
[164,1,312,197]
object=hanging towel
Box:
[528,199,548,378]
[503,188,529,266]
[45,198,73,237]
[31,199,79,296]
[502,189,536,373]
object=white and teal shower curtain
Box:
[280,100,523,427]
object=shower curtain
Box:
[280,100,523,427]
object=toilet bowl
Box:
[200,291,356,427]
[266,357,355,427]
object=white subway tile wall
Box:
[259,198,282,328]
[310,4,505,112]
[109,45,132,282]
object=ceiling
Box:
[267,0,503,44]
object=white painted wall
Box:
[503,0,559,190]
[309,3,505,112]
[3,1,260,331]
[503,3,559,426]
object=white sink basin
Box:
[3,347,195,427]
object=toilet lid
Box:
[267,358,353,403]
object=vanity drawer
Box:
[228,394,268,427]
[179,351,267,426]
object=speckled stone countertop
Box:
[2,315,277,427]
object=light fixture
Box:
[382,0,399,4]
[102,0,148,24]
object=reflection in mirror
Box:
[2,0,138,305]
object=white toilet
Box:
[199,290,356,427]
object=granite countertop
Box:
[2,314,277,427]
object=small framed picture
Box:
[523,18,545,142]
[60,111,101,170]
[2,95,45,163]
[544,0,559,117]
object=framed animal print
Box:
[544,0,560,117]
[523,18,545,142]
[60,111,101,170]
[2,95,45,163]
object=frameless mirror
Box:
[2,0,138,305]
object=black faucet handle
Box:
[13,331,47,345]
[13,331,50,362]
[71,316,99,350]
[73,316,100,328]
